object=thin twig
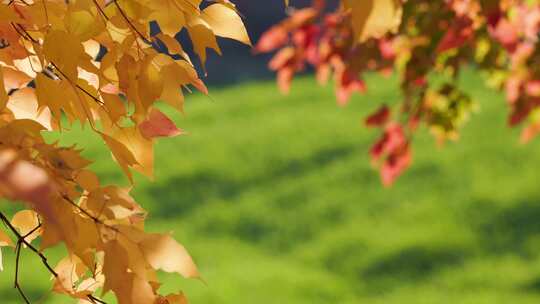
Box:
[21,223,41,240]
[14,242,31,304]
[88,295,108,304]
[49,62,105,106]
[92,0,110,22]
[10,23,106,110]
[0,212,58,277]
[61,195,119,232]
[112,0,152,45]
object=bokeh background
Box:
[4,2,540,304]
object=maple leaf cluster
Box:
[0,0,249,303]
[260,0,540,185]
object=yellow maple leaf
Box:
[343,0,403,43]
[202,3,252,46]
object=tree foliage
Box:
[0,0,249,303]
[260,0,540,185]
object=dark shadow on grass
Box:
[362,246,466,281]
[359,246,467,294]
[464,197,540,294]
[145,144,363,252]
[196,197,347,252]
[322,241,466,292]
[468,198,540,256]
[147,144,359,218]
[149,172,239,217]
[523,276,540,293]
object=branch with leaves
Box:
[0,0,251,303]
[262,0,540,185]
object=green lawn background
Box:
[3,70,540,303]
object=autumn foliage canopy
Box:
[259,0,540,185]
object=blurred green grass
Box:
[3,70,540,303]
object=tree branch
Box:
[0,212,56,304]
[14,242,30,304]
[112,0,152,45]
[88,295,108,304]
[61,195,119,233]
[0,212,58,277]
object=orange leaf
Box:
[139,108,184,139]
